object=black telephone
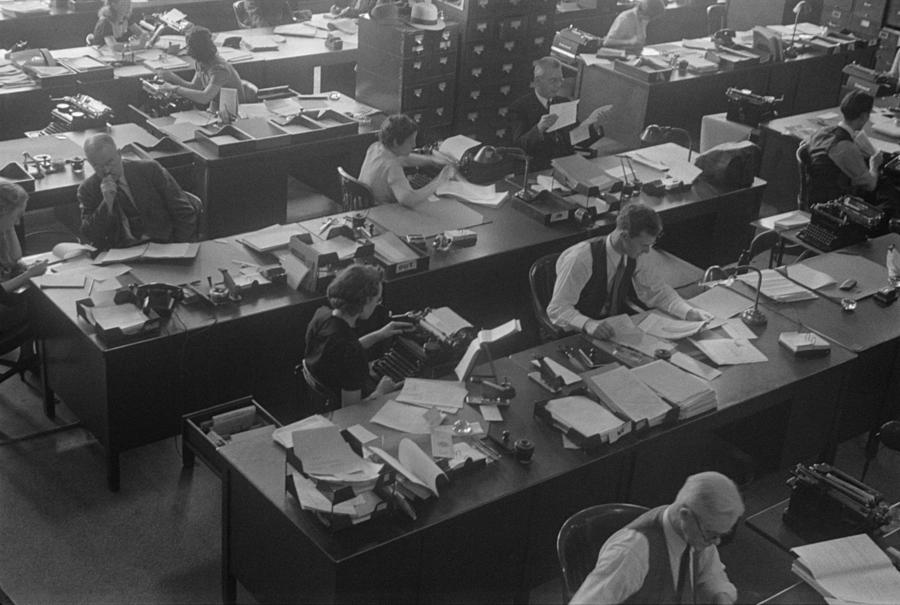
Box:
[712,28,737,48]
[130,283,183,317]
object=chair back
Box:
[241,79,259,103]
[557,503,650,602]
[233,0,252,28]
[796,141,811,211]
[337,166,376,211]
[528,252,565,342]
[739,229,780,269]
[707,2,728,35]
[183,191,205,240]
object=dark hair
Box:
[840,90,874,122]
[639,0,666,19]
[0,183,27,218]
[616,202,661,237]
[98,0,125,21]
[186,26,218,65]
[378,114,418,149]
[327,264,383,315]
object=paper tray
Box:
[194,122,291,156]
[0,162,36,192]
[370,232,430,279]
[532,387,638,451]
[613,60,673,83]
[75,298,161,346]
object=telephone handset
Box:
[712,29,737,48]
[8,48,56,67]
[130,283,183,317]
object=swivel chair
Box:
[707,1,728,35]
[337,167,376,211]
[528,252,565,343]
[557,503,650,602]
[796,141,812,211]
[233,0,253,29]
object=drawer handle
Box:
[438,82,447,92]
[511,20,522,30]
[476,22,488,33]
[413,61,423,70]
[497,107,508,117]
[499,85,511,96]
[414,89,423,97]
[474,44,485,55]
[501,64,513,74]
[472,67,483,78]
[478,0,488,7]
[533,36,546,46]
[436,107,444,116]
[536,15,548,25]
[439,56,449,65]
[504,41,515,51]
[470,90,480,100]
[495,128,507,139]
[467,112,479,122]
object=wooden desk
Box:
[576,29,875,150]
[216,315,854,604]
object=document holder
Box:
[532,387,629,452]
[76,298,161,346]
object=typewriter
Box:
[798,195,885,252]
[140,77,197,117]
[371,307,477,382]
[843,63,896,97]
[725,87,781,127]
[38,94,113,135]
[784,463,893,540]
[551,26,601,65]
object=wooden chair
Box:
[528,252,565,343]
[337,167,376,211]
[233,0,253,28]
[557,503,650,602]
[707,2,728,35]
[796,141,812,211]
[295,358,340,416]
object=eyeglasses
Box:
[687,508,738,545]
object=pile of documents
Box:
[737,269,817,302]
[435,180,507,207]
[630,360,717,419]
[544,395,630,444]
[584,365,674,428]
[396,378,467,413]
[791,534,900,605]
[238,223,305,253]
[690,337,767,365]
[369,439,447,501]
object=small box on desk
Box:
[512,190,574,225]
[370,232,429,279]
[613,58,673,83]
[75,298,161,346]
[22,64,78,88]
[289,233,375,293]
[778,331,831,358]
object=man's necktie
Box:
[116,180,144,241]
[606,256,626,316]
[676,545,694,605]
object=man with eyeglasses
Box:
[547,203,712,340]
[508,56,609,171]
[571,472,744,605]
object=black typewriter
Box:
[406,164,441,190]
[37,94,113,135]
[797,195,885,251]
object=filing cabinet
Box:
[356,16,460,134]
[848,0,887,38]
[875,27,900,70]
[436,0,555,146]
[886,0,900,28]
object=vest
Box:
[624,506,698,605]
[574,237,637,319]
[807,125,855,204]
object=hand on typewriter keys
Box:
[370,375,400,400]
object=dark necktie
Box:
[116,181,144,240]
[606,256,626,316]
[676,546,694,605]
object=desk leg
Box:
[107,449,120,492]
[221,471,237,605]
[38,338,55,420]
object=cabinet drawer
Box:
[849,14,882,37]
[526,33,553,58]
[403,79,456,111]
[498,15,528,40]
[409,104,454,131]
[529,11,555,35]
[467,18,494,42]
[823,0,853,10]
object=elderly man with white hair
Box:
[571,472,744,605]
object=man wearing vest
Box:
[803,90,883,205]
[571,472,744,604]
[547,203,711,340]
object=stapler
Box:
[479,377,516,400]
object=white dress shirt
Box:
[827,122,878,192]
[570,507,737,605]
[547,236,693,333]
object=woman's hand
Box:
[155,69,177,84]
[23,260,48,279]
[436,164,457,183]
[370,375,399,399]
[377,321,415,341]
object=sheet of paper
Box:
[33,273,86,289]
[691,338,767,365]
[368,443,439,498]
[90,304,147,334]
[669,351,722,381]
[291,426,368,477]
[398,438,446,497]
[721,318,758,340]
[480,319,520,343]
[454,338,482,381]
[530,357,581,385]
[785,264,836,291]
[370,399,439,434]
[430,426,455,459]
[85,264,132,282]
[479,405,503,422]
[638,312,707,340]
[271,414,335,448]
[396,378,466,410]
[142,242,199,260]
[688,286,753,319]
[436,180,507,207]
[52,242,94,260]
[546,99,578,133]
[95,244,148,264]
[346,424,378,445]
[436,134,481,163]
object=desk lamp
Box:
[701,264,767,326]
[640,124,693,162]
[473,145,532,201]
[784,1,810,59]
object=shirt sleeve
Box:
[828,139,877,191]
[696,545,737,604]
[386,159,415,205]
[632,254,693,319]
[547,244,594,333]
[570,530,649,605]
[605,11,640,47]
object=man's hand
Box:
[537,113,558,134]
[371,375,399,398]
[155,69,178,84]
[585,318,614,340]
[99,176,118,212]
[23,260,48,279]
[686,308,714,322]
[711,591,736,605]
[587,104,613,128]
[870,150,885,173]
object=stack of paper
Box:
[93,242,200,264]
[584,366,673,428]
[690,338,767,365]
[271,414,335,448]
[545,395,629,443]
[292,425,383,496]
[238,223,305,253]
[784,264,835,291]
[737,269,818,302]
[631,360,717,419]
[791,534,900,605]
[436,180,507,207]
[369,439,447,500]
[242,36,280,51]
[638,312,708,340]
[688,286,752,320]
[396,378,466,412]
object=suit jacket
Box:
[508,91,602,171]
[78,158,199,250]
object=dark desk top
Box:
[762,100,900,153]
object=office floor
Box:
[2,364,899,605]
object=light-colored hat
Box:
[408,1,445,31]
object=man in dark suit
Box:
[508,56,609,170]
[78,133,200,250]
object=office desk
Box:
[575,28,874,150]
[759,101,900,213]
[217,312,854,604]
[725,233,900,446]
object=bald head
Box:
[83,133,123,180]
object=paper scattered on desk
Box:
[737,269,818,302]
[669,351,721,381]
[530,357,581,385]
[33,273,86,289]
[396,379,466,410]
[346,424,378,445]
[293,425,370,477]
[785,263,836,291]
[638,312,708,340]
[370,399,443,434]
[721,318,758,340]
[436,180,506,207]
[690,338,767,365]
[688,285,752,319]
[90,303,147,334]
[270,414,335,448]
[85,264,131,282]
[479,405,503,422]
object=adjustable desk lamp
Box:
[640,124,693,162]
[473,145,532,201]
[701,264,767,326]
[784,1,810,59]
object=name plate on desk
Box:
[511,190,573,225]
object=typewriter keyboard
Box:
[797,223,842,252]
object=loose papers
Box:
[688,286,753,319]
[546,99,578,132]
[691,338,767,365]
[545,395,629,443]
[584,366,673,428]
[631,360,717,419]
[638,312,708,340]
[737,269,817,302]
[395,378,466,410]
[370,399,444,434]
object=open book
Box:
[791,533,900,605]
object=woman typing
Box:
[303,264,412,407]
[359,114,456,207]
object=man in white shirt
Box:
[571,471,744,605]
[802,90,883,205]
[547,203,711,340]
[603,0,667,50]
